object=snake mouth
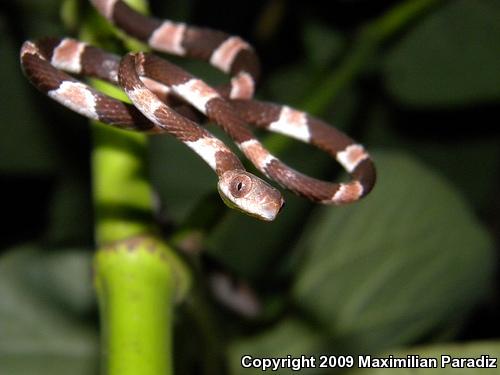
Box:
[254,201,283,221]
[256,194,285,221]
[277,199,285,214]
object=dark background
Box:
[0,0,499,374]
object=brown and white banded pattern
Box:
[133,53,375,204]
[20,38,283,221]
[20,0,376,220]
[230,99,376,203]
[89,0,259,99]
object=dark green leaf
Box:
[0,246,98,375]
[302,21,344,69]
[23,248,96,314]
[264,64,314,106]
[383,0,500,106]
[364,106,500,210]
[293,151,494,352]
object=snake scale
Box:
[20,0,376,221]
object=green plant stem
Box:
[90,70,177,375]
[74,1,191,374]
[86,0,154,251]
[302,0,442,114]
[91,120,155,245]
[95,237,175,375]
[93,235,189,375]
[265,0,442,154]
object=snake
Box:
[20,0,376,221]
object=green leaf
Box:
[346,341,500,374]
[0,246,98,375]
[382,0,500,106]
[227,318,326,375]
[23,248,96,314]
[364,107,500,210]
[293,151,494,352]
[302,21,344,69]
[264,63,314,106]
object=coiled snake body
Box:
[20,0,376,221]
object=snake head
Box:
[217,170,284,221]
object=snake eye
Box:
[230,174,252,198]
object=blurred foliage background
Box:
[0,0,499,374]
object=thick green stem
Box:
[94,237,175,375]
[94,236,189,375]
[90,73,179,375]
[87,0,154,246]
[91,120,155,245]
[73,1,192,374]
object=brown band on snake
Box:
[21,40,155,131]
[90,0,258,99]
